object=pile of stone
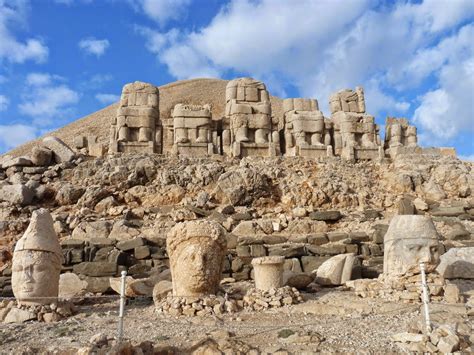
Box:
[391,324,471,353]
[243,286,303,310]
[155,293,240,317]
[0,300,74,324]
[348,273,449,303]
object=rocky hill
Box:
[0,77,473,353]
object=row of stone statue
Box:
[109,78,418,160]
[12,209,439,307]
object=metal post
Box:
[419,263,431,332]
[118,270,127,342]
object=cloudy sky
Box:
[0,0,473,158]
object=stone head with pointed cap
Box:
[383,215,440,277]
[12,209,63,305]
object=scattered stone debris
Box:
[244,286,303,310]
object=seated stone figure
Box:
[173,104,212,144]
[283,98,332,157]
[12,209,62,305]
[329,86,382,160]
[167,221,226,297]
[384,117,418,149]
[383,215,440,278]
[109,81,160,154]
[171,104,216,156]
[225,78,276,157]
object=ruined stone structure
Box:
[283,98,333,158]
[104,79,429,162]
[171,104,218,156]
[252,256,285,291]
[384,117,419,158]
[109,81,161,154]
[329,87,383,161]
[12,209,62,305]
[224,78,278,157]
[383,215,441,278]
[167,221,226,298]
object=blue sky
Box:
[0,0,473,159]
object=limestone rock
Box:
[436,247,474,279]
[0,184,34,206]
[315,253,359,286]
[3,307,36,323]
[31,147,52,166]
[73,262,117,277]
[59,273,88,298]
[42,136,75,163]
[1,156,32,168]
[283,271,313,289]
[309,210,342,221]
[152,280,173,304]
[55,183,85,205]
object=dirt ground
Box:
[1,286,471,354]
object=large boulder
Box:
[213,166,272,206]
[42,136,75,163]
[0,184,34,206]
[315,253,360,286]
[55,183,85,205]
[436,247,474,279]
[59,273,88,298]
[31,147,53,166]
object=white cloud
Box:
[128,0,191,25]
[139,0,474,148]
[19,72,80,125]
[0,0,49,63]
[78,37,110,57]
[0,124,38,151]
[95,93,119,104]
[0,94,8,111]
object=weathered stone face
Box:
[12,209,62,305]
[383,215,440,277]
[167,221,226,298]
[12,250,61,305]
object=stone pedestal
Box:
[252,256,285,291]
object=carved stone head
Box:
[383,215,440,277]
[167,221,227,297]
[12,209,63,305]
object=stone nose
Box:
[418,247,433,264]
[22,265,34,283]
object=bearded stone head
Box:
[383,215,440,278]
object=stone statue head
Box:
[383,215,440,277]
[12,209,63,305]
[167,221,227,297]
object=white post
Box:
[419,263,431,332]
[118,270,127,342]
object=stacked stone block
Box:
[329,87,383,161]
[282,98,333,158]
[224,78,278,157]
[109,81,160,154]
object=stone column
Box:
[252,256,285,291]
